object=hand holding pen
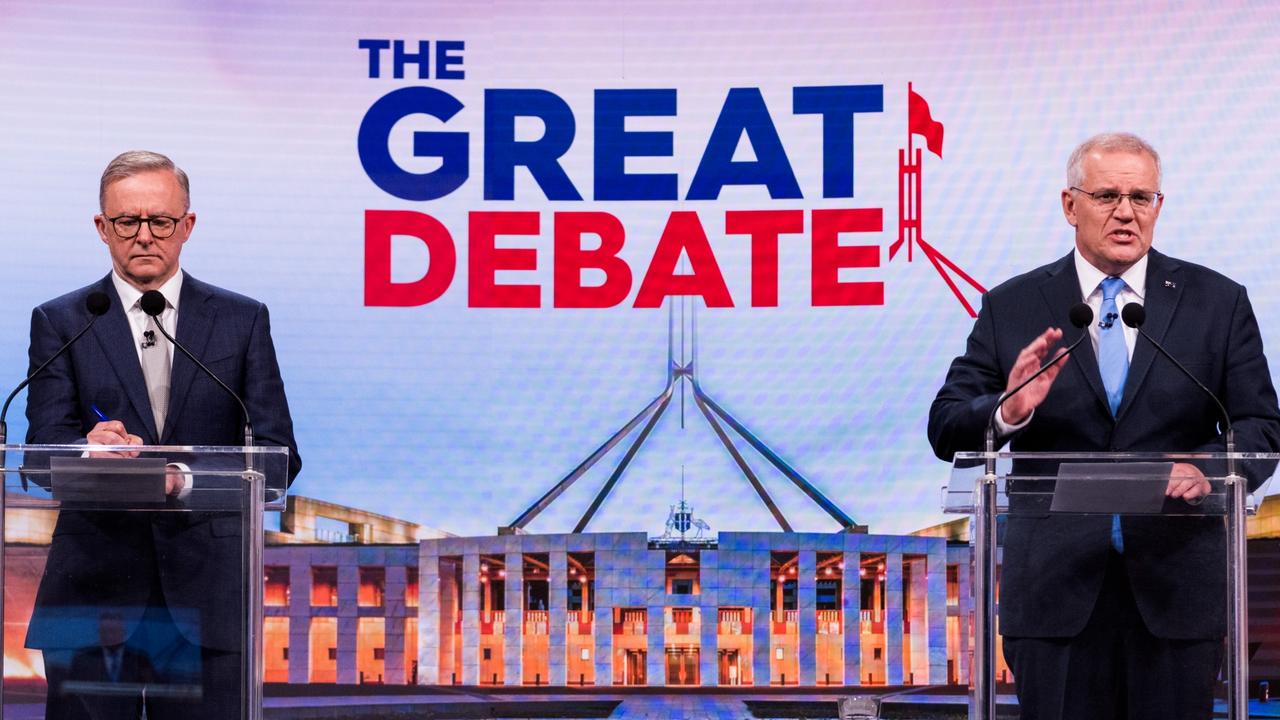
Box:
[86,404,143,458]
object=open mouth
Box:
[1108,229,1138,241]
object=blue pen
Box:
[90,404,110,423]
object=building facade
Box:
[9,497,1278,689]
[264,544,420,685]
[417,531,957,688]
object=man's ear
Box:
[175,212,196,247]
[94,214,111,245]
[1061,189,1079,228]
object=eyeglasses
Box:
[104,214,185,239]
[1069,187,1163,210]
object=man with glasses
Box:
[929,133,1280,719]
[24,151,301,719]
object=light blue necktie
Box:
[1099,276,1129,552]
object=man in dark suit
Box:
[929,133,1280,719]
[24,150,301,719]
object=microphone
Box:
[1121,302,1235,478]
[139,290,255,456]
[2,291,112,488]
[984,303,1095,467]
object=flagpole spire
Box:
[907,81,914,158]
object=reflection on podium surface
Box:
[62,611,153,719]
[37,605,204,719]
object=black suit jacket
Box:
[24,272,301,652]
[928,249,1280,639]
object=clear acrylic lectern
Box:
[944,451,1277,720]
[0,443,290,720]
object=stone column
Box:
[647,605,665,687]
[699,550,718,687]
[926,544,950,685]
[594,545,615,685]
[549,550,568,685]
[417,547,439,685]
[385,565,407,684]
[842,549,861,686]
[883,550,904,685]
[645,541,666,687]
[594,605,612,686]
[907,555,929,685]
[384,616,405,685]
[336,562,359,684]
[797,550,817,686]
[504,551,523,685]
[287,552,312,684]
[461,552,480,685]
[752,547,772,687]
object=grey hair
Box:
[98,150,190,212]
[1066,132,1161,189]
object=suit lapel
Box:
[161,275,216,444]
[1116,250,1182,420]
[90,275,160,442]
[1039,254,1110,415]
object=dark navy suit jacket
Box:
[929,249,1280,639]
[24,272,301,652]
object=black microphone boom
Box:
[982,302,1094,472]
[987,303,1095,435]
[1,291,112,488]
[1121,302,1235,473]
[2,291,112,432]
[139,290,255,452]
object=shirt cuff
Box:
[993,395,1034,437]
[167,462,194,500]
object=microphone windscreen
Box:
[1121,302,1146,328]
[85,292,111,316]
[140,290,167,317]
[1068,302,1094,329]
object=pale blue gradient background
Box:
[0,1,1277,538]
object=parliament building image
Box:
[250,497,990,689]
[15,489,1273,690]
[241,336,994,688]
[416,531,961,688]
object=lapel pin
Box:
[1164,280,1176,288]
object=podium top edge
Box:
[953,451,1280,461]
[0,444,289,454]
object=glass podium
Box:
[0,443,290,720]
[944,451,1277,720]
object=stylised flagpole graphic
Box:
[501,297,863,536]
[891,83,986,318]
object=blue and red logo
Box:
[355,40,983,315]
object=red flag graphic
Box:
[908,89,944,158]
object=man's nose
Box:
[1113,195,1137,219]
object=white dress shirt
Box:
[996,250,1147,434]
[108,269,193,497]
[111,269,182,366]
[1074,249,1145,363]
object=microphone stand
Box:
[1,309,109,490]
[974,330,1088,720]
[1129,323,1245,719]
[141,315,256,479]
[143,300,264,719]
[0,293,109,712]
